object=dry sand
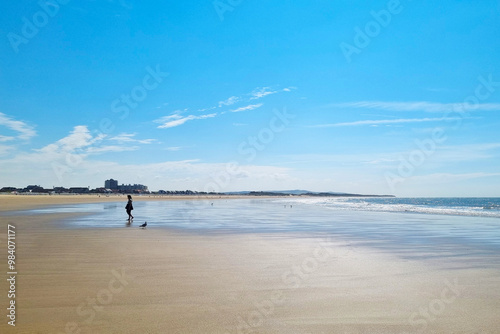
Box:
[0,195,499,333]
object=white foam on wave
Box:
[274,197,500,218]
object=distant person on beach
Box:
[126,195,134,221]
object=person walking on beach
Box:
[126,195,134,221]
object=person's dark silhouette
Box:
[125,195,134,221]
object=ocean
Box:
[283,197,500,218]
[11,197,499,254]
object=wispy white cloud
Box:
[197,106,217,112]
[0,125,159,184]
[0,144,12,156]
[0,112,36,141]
[433,143,500,162]
[0,135,15,142]
[109,133,156,144]
[218,96,240,107]
[213,86,295,110]
[164,146,182,151]
[311,117,462,128]
[453,143,500,151]
[283,142,500,168]
[155,113,217,129]
[38,125,103,155]
[280,153,398,168]
[230,103,263,113]
[250,87,278,100]
[407,172,500,184]
[35,126,157,158]
[87,145,139,154]
[249,86,294,100]
[330,101,500,113]
[0,147,294,191]
[156,85,295,129]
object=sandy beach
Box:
[0,195,499,333]
[0,194,237,212]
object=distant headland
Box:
[0,180,394,198]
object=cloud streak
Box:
[35,126,156,158]
[311,117,463,128]
[0,112,36,140]
[155,86,295,129]
[218,96,240,107]
[109,133,156,144]
[38,125,102,155]
[250,86,295,100]
[155,113,217,129]
[329,101,500,113]
[407,172,500,184]
[230,103,263,113]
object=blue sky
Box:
[1,0,499,196]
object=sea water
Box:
[6,197,500,262]
[284,197,500,218]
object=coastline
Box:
[0,193,260,212]
[0,196,499,333]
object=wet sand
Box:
[0,194,238,212]
[0,195,499,333]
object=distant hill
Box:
[223,190,395,197]
[224,190,312,195]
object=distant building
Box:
[0,187,17,193]
[104,179,148,193]
[118,184,149,193]
[24,185,48,193]
[69,187,90,194]
[105,179,118,190]
[53,187,69,194]
[92,187,110,194]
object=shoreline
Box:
[0,197,499,332]
[0,193,270,212]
